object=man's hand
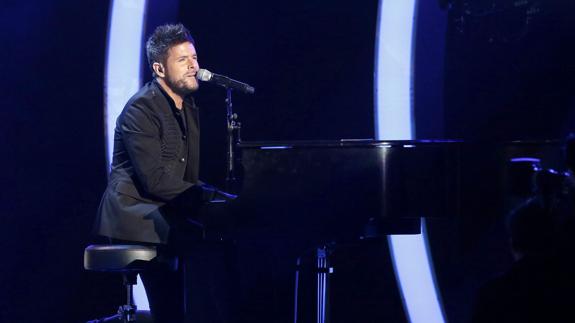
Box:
[197,183,238,203]
[211,189,238,203]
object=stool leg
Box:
[119,274,138,322]
[85,275,138,323]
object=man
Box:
[95,23,229,322]
[471,198,575,323]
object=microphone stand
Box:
[225,88,241,192]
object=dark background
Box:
[0,1,113,322]
[444,0,575,141]
[1,0,574,322]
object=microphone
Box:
[196,69,255,94]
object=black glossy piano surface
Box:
[230,140,460,242]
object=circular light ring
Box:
[375,0,446,322]
[105,0,149,310]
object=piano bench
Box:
[83,244,157,323]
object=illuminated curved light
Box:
[105,0,147,164]
[388,220,444,323]
[375,0,446,322]
[105,0,149,310]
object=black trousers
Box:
[111,234,237,323]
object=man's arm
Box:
[120,102,194,201]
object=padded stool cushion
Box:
[84,244,157,272]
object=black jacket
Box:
[95,80,201,244]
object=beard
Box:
[166,74,199,97]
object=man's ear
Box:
[153,62,165,77]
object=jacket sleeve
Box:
[119,101,195,202]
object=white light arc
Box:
[375,0,446,322]
[105,0,149,311]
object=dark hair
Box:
[145,23,195,76]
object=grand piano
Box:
[198,139,566,323]
[200,139,463,323]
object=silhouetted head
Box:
[507,198,555,260]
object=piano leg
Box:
[317,246,331,323]
[294,246,334,323]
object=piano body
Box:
[232,140,460,240]
[202,139,462,323]
[199,139,566,323]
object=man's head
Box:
[507,198,555,260]
[146,24,199,97]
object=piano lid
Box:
[239,139,462,149]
